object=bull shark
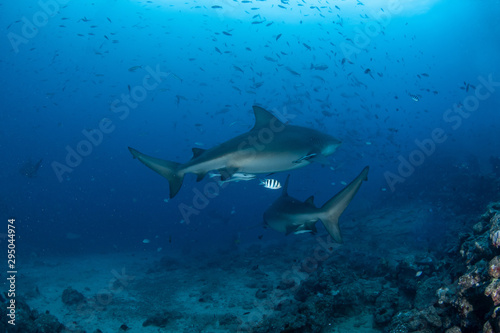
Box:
[128,106,341,198]
[263,166,369,243]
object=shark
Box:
[263,166,369,243]
[128,106,341,198]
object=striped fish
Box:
[409,93,420,102]
[260,179,282,190]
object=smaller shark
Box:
[263,166,369,243]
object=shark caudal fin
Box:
[319,166,369,243]
[128,147,184,198]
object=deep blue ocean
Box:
[1,0,500,331]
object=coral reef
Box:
[389,201,500,333]
[61,287,85,306]
[0,297,64,333]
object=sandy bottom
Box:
[18,203,459,332]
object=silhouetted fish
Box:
[19,159,43,178]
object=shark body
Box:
[128,106,341,198]
[263,166,369,243]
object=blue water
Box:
[2,0,500,257]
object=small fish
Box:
[233,65,244,73]
[142,239,150,244]
[311,64,328,70]
[276,33,282,41]
[260,179,282,190]
[209,172,256,184]
[128,65,142,72]
[285,66,300,76]
[409,93,419,102]
[171,73,183,82]
[364,68,374,79]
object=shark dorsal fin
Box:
[282,174,290,196]
[191,148,206,160]
[304,195,315,205]
[252,106,285,130]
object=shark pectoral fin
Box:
[285,224,295,235]
[196,173,206,182]
[218,167,239,181]
[128,147,185,199]
[305,221,317,234]
[319,166,369,243]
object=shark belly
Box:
[265,207,319,234]
[182,156,230,175]
[235,151,311,174]
[182,149,310,176]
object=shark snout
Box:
[322,140,341,156]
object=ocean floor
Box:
[8,201,500,332]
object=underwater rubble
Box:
[7,201,500,332]
[430,201,500,333]
[243,201,500,333]
[0,296,64,333]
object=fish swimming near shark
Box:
[128,106,341,198]
[263,166,369,243]
[208,171,256,185]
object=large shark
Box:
[128,106,341,198]
[263,166,369,243]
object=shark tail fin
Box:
[128,147,184,198]
[319,166,369,243]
